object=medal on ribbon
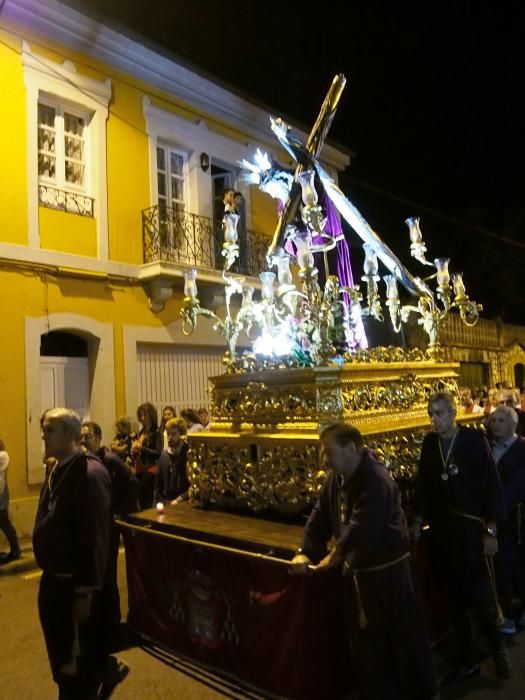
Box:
[448,463,459,477]
[438,429,459,483]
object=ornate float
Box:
[181,74,481,515]
[121,75,480,699]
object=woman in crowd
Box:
[160,405,176,450]
[181,408,205,433]
[110,415,137,467]
[132,403,162,509]
[0,437,21,564]
[197,407,210,429]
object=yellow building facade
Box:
[0,0,350,534]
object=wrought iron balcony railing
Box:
[38,184,94,217]
[142,205,269,277]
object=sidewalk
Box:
[0,536,38,576]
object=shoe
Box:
[0,551,21,565]
[500,617,517,635]
[442,662,480,685]
[98,657,130,700]
[494,651,511,679]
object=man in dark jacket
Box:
[154,417,190,504]
[488,406,525,632]
[413,392,509,683]
[290,422,438,700]
[34,408,112,700]
[81,421,138,659]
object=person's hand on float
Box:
[310,549,342,572]
[289,553,312,575]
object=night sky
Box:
[71,1,525,323]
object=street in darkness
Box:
[2,546,525,699]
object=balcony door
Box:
[211,165,234,224]
[156,144,190,260]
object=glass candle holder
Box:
[298,170,318,207]
[452,272,467,300]
[259,271,276,301]
[384,274,399,302]
[363,244,379,277]
[434,258,450,288]
[183,268,198,300]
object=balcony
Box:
[140,205,269,310]
[142,205,268,277]
[39,184,94,217]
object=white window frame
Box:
[143,96,253,226]
[22,42,111,257]
[37,96,91,195]
[156,142,188,211]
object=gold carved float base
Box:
[187,357,475,514]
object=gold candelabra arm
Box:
[361,275,384,321]
[222,274,244,321]
[181,297,222,337]
[406,217,434,267]
[456,298,482,326]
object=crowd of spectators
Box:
[460,381,525,416]
[109,403,210,510]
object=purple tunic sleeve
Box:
[73,458,111,589]
[334,473,393,568]
[301,475,335,563]
[479,432,505,522]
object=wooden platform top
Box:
[124,501,305,557]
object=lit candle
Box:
[451,272,467,299]
[405,217,423,245]
[292,231,315,273]
[241,286,254,309]
[363,244,379,277]
[384,274,399,302]
[276,255,293,287]
[259,271,276,301]
[183,269,198,300]
[434,258,450,288]
[156,502,165,514]
[223,213,239,244]
[298,170,318,207]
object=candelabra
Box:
[181,210,300,362]
[182,74,482,368]
[181,199,353,367]
[297,170,329,250]
[370,217,482,356]
[181,213,258,359]
[181,268,256,361]
[361,244,384,322]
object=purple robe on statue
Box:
[280,190,368,349]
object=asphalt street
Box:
[0,542,263,700]
[1,541,525,699]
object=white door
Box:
[136,343,224,417]
[40,356,90,419]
